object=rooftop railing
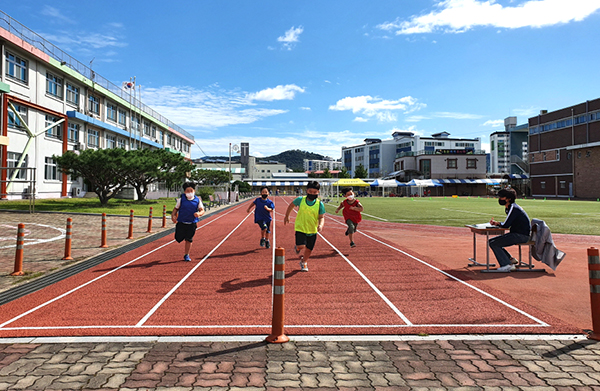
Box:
[395,149,486,159]
[0,10,194,141]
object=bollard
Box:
[100,213,108,248]
[162,205,167,228]
[266,247,289,343]
[127,209,134,239]
[11,223,25,276]
[147,207,153,233]
[63,218,73,260]
[588,247,600,340]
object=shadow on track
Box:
[217,270,302,293]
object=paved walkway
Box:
[0,336,599,390]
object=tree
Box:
[354,164,368,179]
[321,167,333,178]
[190,169,230,186]
[339,167,351,179]
[233,180,251,193]
[55,148,128,205]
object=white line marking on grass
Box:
[0,205,245,329]
[135,211,253,327]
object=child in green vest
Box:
[284,181,325,272]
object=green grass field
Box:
[325,196,600,236]
[1,195,599,235]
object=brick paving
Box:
[0,204,230,294]
[0,337,598,390]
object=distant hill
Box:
[200,149,333,171]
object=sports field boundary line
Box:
[0,334,587,344]
[0,203,242,308]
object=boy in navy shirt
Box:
[489,188,531,272]
[171,182,205,261]
[247,186,275,249]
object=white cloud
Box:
[247,84,305,101]
[483,119,504,127]
[142,85,289,130]
[353,117,369,122]
[434,111,484,119]
[406,115,430,122]
[41,5,75,24]
[512,106,542,118]
[329,95,426,122]
[377,0,600,35]
[389,125,425,136]
[300,107,311,111]
[277,26,304,50]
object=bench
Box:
[515,225,546,272]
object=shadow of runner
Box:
[541,339,599,358]
[217,270,302,293]
[184,341,267,361]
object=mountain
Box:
[200,149,332,171]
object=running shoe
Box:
[299,257,308,272]
[294,245,301,255]
[265,240,271,249]
[350,241,356,248]
[260,238,265,247]
[183,254,191,262]
[345,228,349,236]
[510,257,519,264]
[496,264,515,272]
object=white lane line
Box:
[342,219,549,327]
[0,205,244,329]
[318,234,413,326]
[279,197,411,325]
[135,211,253,326]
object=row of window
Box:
[446,159,478,169]
[530,111,600,134]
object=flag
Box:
[122,81,135,90]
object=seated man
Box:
[489,188,531,272]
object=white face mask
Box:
[346,195,354,201]
[185,192,195,200]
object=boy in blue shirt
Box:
[171,182,205,261]
[247,186,275,249]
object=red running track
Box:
[0,197,579,338]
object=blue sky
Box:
[3,1,600,159]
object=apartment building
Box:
[0,11,194,199]
[303,158,342,173]
[490,116,529,175]
[341,137,397,178]
[528,98,600,199]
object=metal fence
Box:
[0,167,36,213]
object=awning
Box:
[406,179,443,187]
[250,181,308,186]
[370,179,402,187]
[509,174,529,179]
[433,179,500,185]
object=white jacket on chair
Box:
[531,219,566,271]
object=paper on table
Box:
[472,223,496,229]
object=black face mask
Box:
[306,194,318,201]
[498,199,507,206]
[261,194,268,199]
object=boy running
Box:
[335,187,363,248]
[284,181,325,272]
[171,182,205,262]
[246,186,275,249]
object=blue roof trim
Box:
[66,111,164,149]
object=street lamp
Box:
[228,143,239,202]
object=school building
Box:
[0,11,194,200]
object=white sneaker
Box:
[496,264,516,272]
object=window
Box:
[151,125,157,138]
[117,138,126,149]
[45,115,62,139]
[419,159,431,179]
[87,129,99,147]
[118,109,127,125]
[159,130,164,144]
[66,83,79,106]
[106,135,116,149]
[88,95,100,115]
[167,134,173,146]
[466,159,477,169]
[541,181,546,189]
[447,159,457,169]
[144,122,151,136]
[106,102,117,122]
[68,123,79,142]
[8,104,28,130]
[46,72,63,98]
[7,152,28,179]
[45,157,58,180]
[131,116,140,133]
[560,181,566,189]
[5,51,28,83]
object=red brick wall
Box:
[574,146,600,199]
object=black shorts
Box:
[295,231,317,251]
[175,222,197,243]
[346,219,358,234]
[256,220,271,233]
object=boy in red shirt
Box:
[335,187,364,248]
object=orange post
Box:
[588,247,600,340]
[127,209,134,239]
[11,223,25,276]
[266,247,289,343]
[63,218,73,260]
[100,213,108,248]
[162,205,167,228]
[147,207,153,233]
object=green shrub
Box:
[197,186,214,202]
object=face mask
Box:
[346,195,354,201]
[306,193,318,201]
[261,194,268,199]
[498,199,507,206]
[185,192,195,200]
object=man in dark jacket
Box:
[489,188,531,272]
